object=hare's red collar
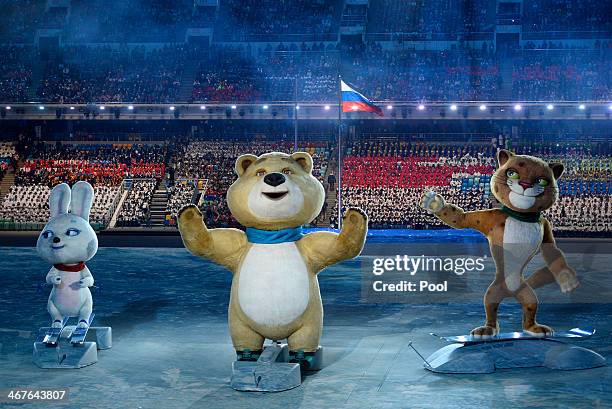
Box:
[54,262,86,272]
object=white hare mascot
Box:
[37,181,98,330]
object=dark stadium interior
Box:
[0,1,611,408]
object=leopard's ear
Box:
[549,162,564,179]
[497,149,514,167]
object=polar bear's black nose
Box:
[264,172,286,187]
[53,237,60,243]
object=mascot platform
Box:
[0,231,610,408]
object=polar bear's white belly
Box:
[502,218,543,292]
[238,243,310,327]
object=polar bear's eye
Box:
[282,168,292,175]
[42,230,53,239]
[256,170,266,177]
[66,228,81,237]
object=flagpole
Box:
[294,76,298,151]
[337,75,342,231]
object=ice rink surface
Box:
[0,246,610,409]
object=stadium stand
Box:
[116,179,157,227]
[339,140,611,235]
[215,0,343,41]
[0,46,33,103]
[0,143,166,228]
[37,45,187,103]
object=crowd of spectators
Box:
[37,45,188,103]
[0,142,16,179]
[0,0,44,42]
[512,50,611,101]
[0,46,33,102]
[522,0,612,35]
[116,179,157,227]
[16,143,166,187]
[337,139,610,235]
[367,0,495,36]
[1,40,609,104]
[215,0,342,40]
[165,182,196,225]
[0,136,608,235]
[0,184,119,225]
[0,142,166,227]
[66,0,195,43]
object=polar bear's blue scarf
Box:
[245,227,304,244]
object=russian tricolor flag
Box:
[341,80,383,116]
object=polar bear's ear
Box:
[235,154,258,176]
[291,152,313,174]
[49,183,71,218]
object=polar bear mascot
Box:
[178,151,367,369]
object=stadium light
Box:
[324,105,330,110]
[387,105,393,110]
[295,105,300,110]
[450,104,457,111]
[578,104,586,110]
[231,105,237,110]
[128,105,134,110]
[200,105,206,110]
[69,106,75,110]
[351,105,359,110]
[514,104,522,111]
[417,104,425,111]
[169,106,175,111]
[99,106,105,110]
[263,105,269,110]
[608,104,612,111]
[479,104,487,111]
[38,106,45,110]
[546,104,554,111]
[5,106,10,110]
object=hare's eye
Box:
[66,228,81,237]
[42,230,53,239]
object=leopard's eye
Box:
[536,177,550,187]
[255,170,266,177]
[506,169,519,179]
[282,168,292,175]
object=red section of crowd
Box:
[341,156,494,188]
[18,159,165,187]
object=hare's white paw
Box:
[51,320,63,328]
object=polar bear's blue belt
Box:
[246,227,304,244]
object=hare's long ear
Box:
[70,181,94,221]
[49,183,71,218]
